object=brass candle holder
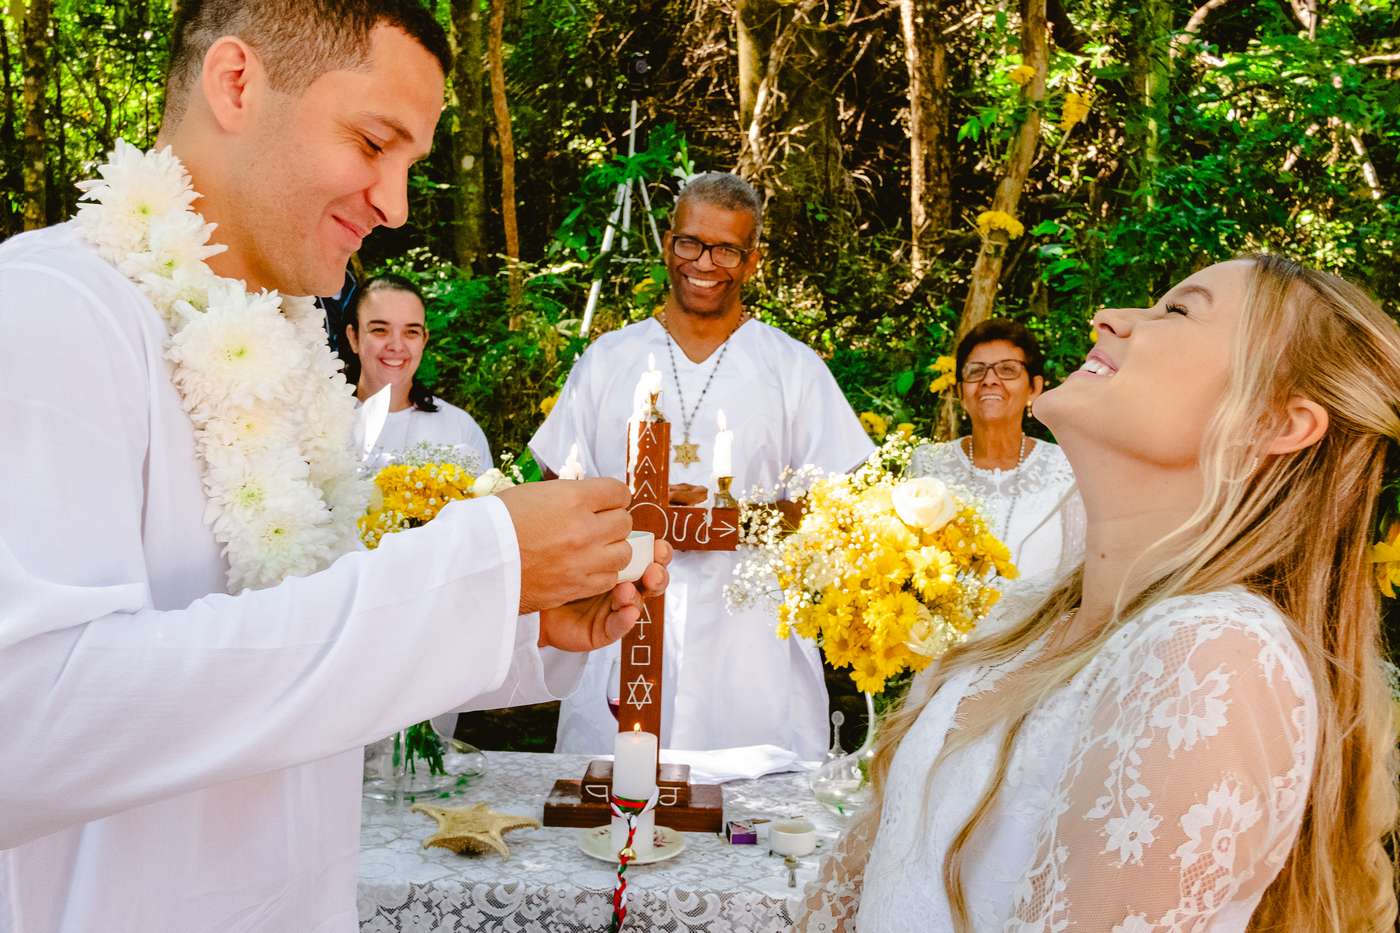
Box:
[713,475,738,509]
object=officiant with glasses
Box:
[345,273,493,473]
[531,172,873,759]
[909,319,1085,583]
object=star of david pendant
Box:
[672,438,701,467]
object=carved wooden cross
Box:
[620,413,739,741]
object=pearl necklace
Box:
[964,433,1030,549]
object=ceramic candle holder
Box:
[617,530,654,584]
[769,818,817,857]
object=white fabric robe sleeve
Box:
[0,261,577,848]
[787,345,875,474]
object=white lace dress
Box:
[795,588,1318,931]
[909,439,1085,583]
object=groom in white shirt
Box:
[0,3,669,931]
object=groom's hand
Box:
[498,477,636,614]
[537,540,672,652]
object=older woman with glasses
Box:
[910,319,1084,583]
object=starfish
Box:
[411,803,539,859]
[672,439,700,467]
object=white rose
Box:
[890,477,958,532]
[471,468,515,497]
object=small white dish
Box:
[578,823,685,864]
[769,818,817,857]
[617,530,654,584]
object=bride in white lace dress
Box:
[797,256,1399,931]
[909,319,1084,583]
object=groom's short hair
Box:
[164,0,450,126]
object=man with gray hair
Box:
[532,172,873,758]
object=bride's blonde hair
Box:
[858,255,1399,930]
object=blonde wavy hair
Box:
[858,255,1399,930]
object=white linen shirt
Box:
[0,224,580,933]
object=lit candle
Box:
[633,353,662,418]
[557,442,585,480]
[713,409,734,477]
[612,722,658,856]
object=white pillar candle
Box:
[712,409,734,477]
[611,723,658,856]
[557,443,585,480]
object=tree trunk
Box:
[1127,0,1171,208]
[1,14,19,237]
[18,0,51,231]
[735,0,849,249]
[450,0,487,273]
[735,0,777,130]
[937,0,1048,439]
[487,0,521,312]
[901,0,952,279]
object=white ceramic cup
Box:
[617,530,655,584]
[769,818,817,857]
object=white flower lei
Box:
[74,140,370,592]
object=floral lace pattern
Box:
[795,589,1317,931]
[908,439,1085,581]
[359,752,843,933]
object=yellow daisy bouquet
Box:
[728,435,1017,694]
[359,442,515,550]
[358,442,516,782]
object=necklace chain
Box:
[659,312,746,444]
[965,433,1029,546]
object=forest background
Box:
[4,0,1398,748]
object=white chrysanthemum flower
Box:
[122,210,225,282]
[168,284,304,410]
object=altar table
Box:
[358,751,840,932]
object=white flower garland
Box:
[75,140,369,592]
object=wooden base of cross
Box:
[542,412,738,834]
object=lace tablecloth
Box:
[358,751,841,933]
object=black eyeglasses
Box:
[961,359,1028,383]
[669,235,753,269]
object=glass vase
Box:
[362,720,485,803]
[809,692,877,820]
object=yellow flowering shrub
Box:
[858,411,888,439]
[1007,64,1036,86]
[928,354,958,394]
[1061,90,1093,131]
[977,210,1025,240]
[728,435,1017,693]
[1372,521,1400,597]
[539,393,559,417]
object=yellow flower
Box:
[539,393,558,417]
[1008,65,1036,86]
[858,411,888,439]
[929,372,957,394]
[977,210,1024,240]
[1060,90,1093,131]
[1372,522,1400,597]
[894,422,915,438]
[1089,323,1099,344]
[933,355,956,374]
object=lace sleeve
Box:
[1009,600,1317,931]
[792,811,877,931]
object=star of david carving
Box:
[624,674,655,710]
[672,440,700,467]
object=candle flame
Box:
[632,723,641,733]
[717,409,728,431]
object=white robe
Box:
[531,317,873,759]
[0,224,582,933]
[363,396,493,473]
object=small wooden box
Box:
[542,759,724,833]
